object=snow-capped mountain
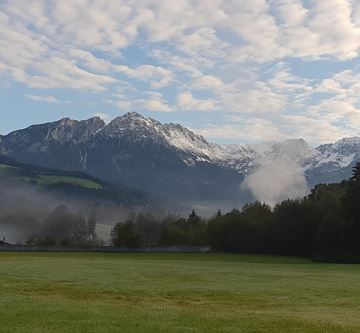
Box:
[0,112,359,202]
[304,137,360,186]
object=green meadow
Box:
[34,175,102,189]
[0,253,359,332]
[0,162,102,189]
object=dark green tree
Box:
[351,162,360,184]
[188,209,201,224]
[111,220,143,248]
[341,162,360,250]
[134,213,160,247]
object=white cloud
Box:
[2,1,360,89]
[150,49,203,77]
[190,75,225,91]
[140,99,173,112]
[223,0,360,62]
[116,92,173,112]
[2,0,360,143]
[196,118,290,142]
[187,66,305,114]
[283,114,352,144]
[276,0,308,27]
[193,65,360,145]
[139,92,174,112]
[115,64,174,89]
[25,94,58,103]
[177,27,229,61]
[116,100,133,111]
[177,92,218,111]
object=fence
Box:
[0,245,211,253]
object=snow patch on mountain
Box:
[2,112,359,186]
[98,113,360,178]
[304,137,360,172]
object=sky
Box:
[1,0,360,145]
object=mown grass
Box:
[35,175,102,189]
[0,253,359,332]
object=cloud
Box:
[242,157,309,206]
[196,118,290,142]
[116,100,133,111]
[2,1,360,144]
[187,66,305,114]
[115,64,174,89]
[226,0,360,62]
[177,92,218,111]
[25,94,58,103]
[139,92,174,112]
[116,92,173,113]
[190,62,360,144]
[190,75,226,91]
[140,99,173,113]
[150,49,203,77]
[177,27,229,60]
[91,112,112,123]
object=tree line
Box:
[111,163,360,261]
[111,209,208,248]
[26,205,98,246]
[20,162,360,261]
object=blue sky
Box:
[1,0,360,144]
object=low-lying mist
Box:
[0,156,312,244]
[242,157,310,206]
[0,179,134,244]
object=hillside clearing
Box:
[35,175,102,189]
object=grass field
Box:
[0,162,102,189]
[0,253,359,333]
[35,175,102,189]
[15,175,102,189]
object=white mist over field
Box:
[242,158,309,207]
[0,179,131,244]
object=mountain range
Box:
[1,112,359,209]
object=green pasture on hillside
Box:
[0,162,101,189]
[35,175,102,189]
[0,253,359,332]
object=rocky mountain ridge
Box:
[0,112,359,202]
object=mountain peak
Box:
[109,112,158,126]
[104,112,164,138]
[81,116,105,131]
[334,137,360,146]
[57,117,75,126]
[122,111,146,119]
[1,114,360,201]
[52,116,105,129]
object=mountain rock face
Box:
[304,137,360,186]
[0,117,105,171]
[0,112,359,205]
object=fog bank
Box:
[242,157,309,206]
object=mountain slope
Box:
[0,112,359,203]
[304,137,360,186]
[0,113,245,202]
[0,155,158,208]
